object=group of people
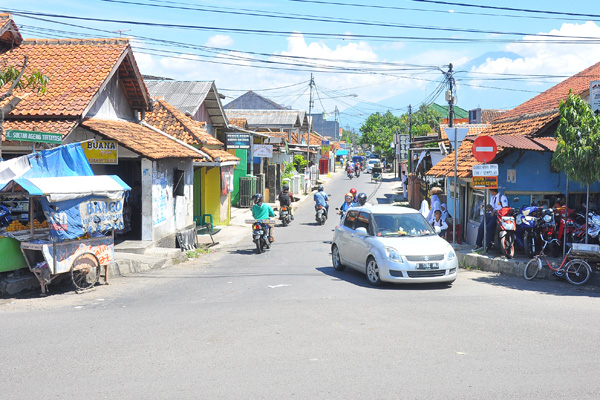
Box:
[474,188,508,251]
[345,160,362,175]
[419,188,451,237]
[250,183,296,243]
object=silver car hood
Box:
[374,236,452,255]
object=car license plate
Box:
[417,262,439,270]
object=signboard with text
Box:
[226,133,251,149]
[81,140,118,164]
[591,80,600,115]
[321,140,330,152]
[5,129,62,144]
[397,134,409,161]
[253,144,273,158]
[472,176,498,189]
[472,163,498,177]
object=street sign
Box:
[472,176,498,189]
[591,80,600,115]
[472,136,497,163]
[444,127,469,143]
[472,163,498,176]
[5,129,62,144]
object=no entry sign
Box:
[472,136,497,163]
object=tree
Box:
[0,56,49,158]
[359,111,403,163]
[552,91,600,185]
[412,104,441,136]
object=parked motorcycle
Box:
[515,205,539,258]
[279,205,291,226]
[487,206,517,258]
[252,221,271,254]
[315,205,327,225]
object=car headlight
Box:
[385,247,403,263]
[447,250,456,261]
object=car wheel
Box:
[331,245,345,271]
[366,256,381,286]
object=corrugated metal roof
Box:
[225,109,303,127]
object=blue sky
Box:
[7,1,600,129]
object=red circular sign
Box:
[472,136,497,163]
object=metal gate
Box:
[239,176,256,208]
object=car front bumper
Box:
[377,258,459,284]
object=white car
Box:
[366,158,381,173]
[331,206,458,285]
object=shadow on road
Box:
[316,266,453,290]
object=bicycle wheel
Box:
[524,257,541,280]
[564,259,592,285]
[70,252,100,291]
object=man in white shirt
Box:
[475,189,507,251]
[490,188,508,211]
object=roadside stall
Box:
[0,175,130,294]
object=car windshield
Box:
[373,213,435,237]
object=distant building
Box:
[310,113,340,141]
[224,91,286,110]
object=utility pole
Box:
[334,106,340,172]
[306,74,314,170]
[408,104,412,172]
[445,63,458,246]
[447,63,454,129]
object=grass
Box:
[187,247,212,259]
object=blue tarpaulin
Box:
[336,150,348,156]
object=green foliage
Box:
[552,91,600,185]
[0,66,48,95]
[412,104,441,136]
[340,128,359,144]
[293,154,307,172]
[281,161,297,183]
[359,111,402,163]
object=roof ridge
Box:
[22,38,130,46]
[494,108,558,124]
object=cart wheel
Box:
[70,252,100,291]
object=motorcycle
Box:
[252,221,271,254]
[487,206,517,259]
[515,205,539,258]
[355,168,360,178]
[315,205,327,225]
[347,168,354,179]
[279,205,291,226]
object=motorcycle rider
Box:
[340,192,356,215]
[313,184,329,217]
[349,188,358,203]
[277,183,294,220]
[475,189,508,251]
[252,193,275,242]
[355,192,372,207]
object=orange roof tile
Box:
[482,111,558,137]
[426,139,503,178]
[0,14,22,49]
[0,37,149,118]
[439,124,490,140]
[81,118,205,160]
[144,99,223,146]
[228,118,248,130]
[201,148,240,162]
[481,109,507,124]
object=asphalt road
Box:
[2,171,600,399]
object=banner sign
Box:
[5,129,62,144]
[321,140,330,152]
[36,236,114,274]
[40,194,126,241]
[253,144,273,158]
[472,176,498,189]
[81,140,118,164]
[398,134,409,161]
[591,80,600,115]
[226,133,251,149]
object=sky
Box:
[6,0,600,130]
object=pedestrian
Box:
[401,171,408,200]
[475,189,507,251]
[431,209,448,237]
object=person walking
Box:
[401,171,408,200]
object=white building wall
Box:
[85,73,136,121]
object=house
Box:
[143,98,240,225]
[0,14,206,247]
[427,61,600,244]
[224,91,287,110]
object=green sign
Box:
[5,129,62,144]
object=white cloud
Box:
[469,21,600,87]
[205,35,234,48]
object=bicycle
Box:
[523,236,592,285]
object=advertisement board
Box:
[81,140,118,164]
[5,129,62,144]
[253,144,273,158]
[226,133,251,149]
[591,80,600,115]
[472,176,498,189]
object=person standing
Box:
[401,171,408,200]
[475,189,508,250]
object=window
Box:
[173,169,185,197]
[355,212,371,234]
[470,190,485,223]
[344,210,358,229]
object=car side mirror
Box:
[355,227,368,236]
[434,226,441,234]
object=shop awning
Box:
[2,175,130,202]
[336,150,348,156]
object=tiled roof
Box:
[481,111,558,137]
[225,109,302,127]
[2,119,77,140]
[144,99,223,146]
[289,131,323,146]
[481,109,507,124]
[492,135,557,152]
[496,61,600,124]
[0,37,150,118]
[81,119,205,160]
[0,14,22,50]
[426,138,505,178]
[439,124,490,140]
[201,148,240,162]
[228,118,248,129]
[224,91,286,110]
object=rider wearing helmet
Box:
[355,192,372,207]
[252,193,275,241]
[277,183,295,220]
[349,188,358,203]
[340,192,356,216]
[313,184,329,216]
